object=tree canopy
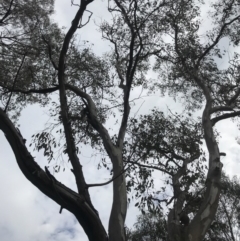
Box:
[1,0,240,241]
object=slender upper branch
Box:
[87,165,129,188]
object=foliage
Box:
[127,211,167,241]
[0,0,55,117]
[124,109,205,212]
[128,173,240,241]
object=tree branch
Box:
[66,83,115,155]
[57,1,97,217]
[210,105,234,114]
[211,110,240,126]
[126,160,173,176]
[1,85,59,95]
[87,164,129,188]
[0,108,107,241]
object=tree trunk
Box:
[108,149,127,241]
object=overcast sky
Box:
[1,1,240,241]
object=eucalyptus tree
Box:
[101,0,240,240]
[127,174,240,241]
[1,0,240,241]
[147,1,240,240]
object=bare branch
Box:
[78,10,93,28]
[87,165,129,188]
